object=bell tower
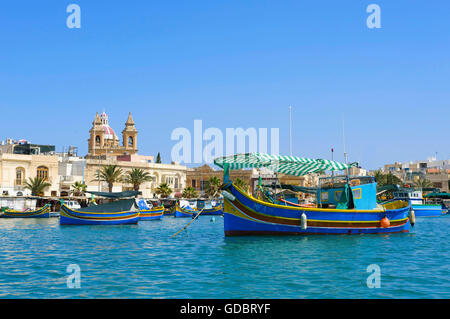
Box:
[122,112,138,154]
[88,112,105,155]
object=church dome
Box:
[100,112,119,141]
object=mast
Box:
[289,105,293,157]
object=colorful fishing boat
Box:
[1,204,51,218]
[174,204,196,218]
[392,189,444,217]
[200,205,224,216]
[137,199,164,221]
[214,153,412,236]
[60,191,140,225]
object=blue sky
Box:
[0,1,449,170]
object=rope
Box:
[170,189,220,238]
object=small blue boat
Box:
[60,191,140,225]
[214,153,412,236]
[1,204,51,218]
[137,199,164,221]
[174,204,196,218]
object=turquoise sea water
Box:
[0,215,449,299]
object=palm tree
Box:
[71,181,87,196]
[24,177,51,196]
[94,165,123,193]
[205,176,221,198]
[155,183,172,198]
[373,169,386,185]
[234,178,248,192]
[385,172,403,186]
[413,177,433,189]
[182,186,198,199]
[123,168,154,192]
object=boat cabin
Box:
[317,175,378,210]
[392,190,423,205]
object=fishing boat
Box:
[161,199,177,216]
[391,189,444,217]
[1,204,51,218]
[60,191,140,225]
[214,153,412,236]
[174,202,196,218]
[196,199,224,216]
[137,199,164,221]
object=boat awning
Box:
[424,192,450,199]
[214,153,357,177]
[86,191,142,198]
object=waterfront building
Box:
[378,157,450,192]
[0,139,60,197]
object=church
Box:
[84,112,188,198]
[87,112,138,158]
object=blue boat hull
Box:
[412,204,444,217]
[139,207,164,221]
[199,206,223,216]
[174,206,195,218]
[1,204,51,218]
[223,183,411,236]
[60,205,140,225]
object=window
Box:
[335,191,342,201]
[37,166,49,181]
[128,136,134,147]
[352,188,362,199]
[320,192,329,202]
[192,180,197,188]
[15,167,25,186]
[95,136,101,145]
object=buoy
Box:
[408,207,415,227]
[222,191,236,202]
[301,213,307,230]
[380,216,390,228]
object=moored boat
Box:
[1,204,51,218]
[60,191,140,225]
[214,153,412,236]
[174,204,196,218]
[137,199,164,221]
[392,189,444,217]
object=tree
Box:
[123,168,154,192]
[234,178,248,192]
[373,169,386,186]
[413,177,433,189]
[373,170,403,187]
[205,176,221,198]
[71,181,87,196]
[182,186,198,199]
[156,153,162,163]
[155,183,172,198]
[94,165,123,193]
[24,177,51,196]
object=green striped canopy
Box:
[214,153,358,177]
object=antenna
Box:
[289,105,293,156]
[342,114,347,164]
